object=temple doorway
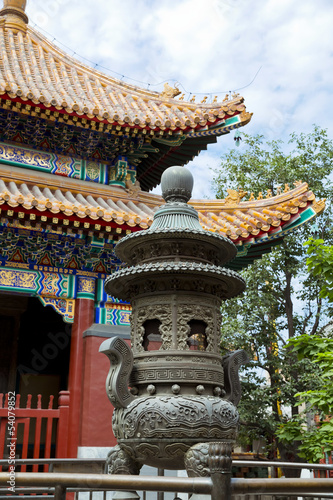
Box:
[17,297,71,408]
[0,294,28,395]
[0,294,71,408]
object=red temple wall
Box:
[80,335,130,447]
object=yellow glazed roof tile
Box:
[0,7,252,133]
[0,174,324,245]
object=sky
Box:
[25,0,333,199]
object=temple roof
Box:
[0,2,252,190]
[0,163,325,269]
[0,2,324,273]
[0,20,250,130]
[0,23,249,127]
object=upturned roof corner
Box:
[0,0,252,190]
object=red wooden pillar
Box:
[67,277,95,458]
[56,390,70,458]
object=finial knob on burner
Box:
[161,166,193,203]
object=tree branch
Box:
[301,307,313,336]
[284,269,295,337]
[310,296,322,336]
[275,330,287,346]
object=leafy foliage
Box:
[213,126,333,462]
[277,417,333,463]
[213,125,333,203]
[276,335,333,463]
[305,237,333,302]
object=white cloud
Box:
[25,0,333,196]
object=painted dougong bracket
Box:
[222,349,249,406]
[99,336,135,409]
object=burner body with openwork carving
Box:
[100,166,248,476]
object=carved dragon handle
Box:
[222,349,249,406]
[99,337,135,409]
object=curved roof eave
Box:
[0,22,252,136]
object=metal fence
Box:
[0,459,332,500]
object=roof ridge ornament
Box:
[225,188,248,205]
[159,82,181,99]
[0,0,28,31]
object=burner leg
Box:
[106,445,141,500]
[185,441,233,500]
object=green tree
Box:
[213,126,333,467]
[276,236,333,463]
[277,334,333,463]
[305,237,333,303]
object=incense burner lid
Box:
[104,260,245,301]
[161,165,193,203]
[112,165,238,266]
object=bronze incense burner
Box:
[100,166,248,484]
